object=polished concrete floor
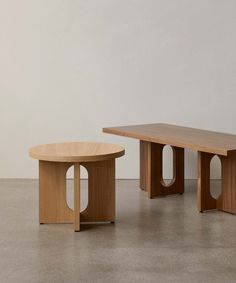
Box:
[0,179,236,283]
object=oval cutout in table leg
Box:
[66,166,74,210]
[80,165,88,212]
[162,145,174,186]
[210,155,222,199]
[66,165,88,212]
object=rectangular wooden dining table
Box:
[103,123,236,214]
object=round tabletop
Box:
[29,142,125,162]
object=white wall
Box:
[0,0,236,179]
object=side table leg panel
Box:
[197,152,216,212]
[140,141,185,198]
[218,152,236,214]
[172,147,185,195]
[148,142,163,198]
[39,161,73,223]
[81,159,115,222]
[140,140,149,191]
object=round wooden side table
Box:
[29,142,125,231]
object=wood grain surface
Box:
[103,123,236,156]
[29,142,125,162]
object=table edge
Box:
[29,149,125,162]
[103,127,232,156]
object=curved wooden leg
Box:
[39,161,73,224]
[80,159,115,222]
[197,152,216,212]
[140,141,184,198]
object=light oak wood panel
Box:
[39,161,74,224]
[30,142,124,162]
[74,163,80,232]
[80,159,115,222]
[39,159,116,229]
[140,141,184,198]
[103,123,236,156]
